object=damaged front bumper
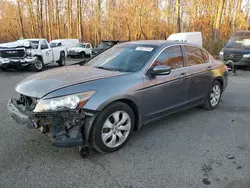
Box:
[0,56,38,68]
[7,98,97,147]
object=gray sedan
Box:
[7,40,228,157]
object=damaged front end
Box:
[0,41,38,69]
[7,93,97,147]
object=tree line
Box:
[0,0,249,54]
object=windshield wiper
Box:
[95,66,118,71]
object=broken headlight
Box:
[26,49,32,56]
[33,91,96,112]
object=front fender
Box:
[95,94,139,111]
[31,49,42,56]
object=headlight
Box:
[26,49,32,56]
[243,54,250,58]
[33,91,96,112]
[219,51,224,56]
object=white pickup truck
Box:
[67,43,93,58]
[0,38,67,71]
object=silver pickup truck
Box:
[0,38,67,71]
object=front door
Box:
[141,45,189,122]
[40,40,53,64]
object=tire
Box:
[80,51,86,58]
[91,102,135,153]
[202,80,222,110]
[58,52,66,67]
[32,57,44,72]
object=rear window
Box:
[202,50,210,63]
[184,46,204,66]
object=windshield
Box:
[77,44,86,48]
[225,33,250,49]
[85,44,156,72]
[96,42,113,50]
[28,40,39,49]
[49,42,58,48]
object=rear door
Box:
[142,45,189,121]
[40,40,53,64]
[182,45,213,104]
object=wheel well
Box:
[116,99,140,131]
[35,55,43,62]
[214,77,223,88]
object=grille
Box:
[223,53,243,62]
[0,49,26,58]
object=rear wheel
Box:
[58,52,66,67]
[202,80,222,110]
[91,102,135,153]
[32,57,44,72]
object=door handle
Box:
[207,65,212,70]
[179,72,186,78]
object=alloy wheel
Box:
[101,111,131,148]
[35,60,43,70]
[210,84,221,107]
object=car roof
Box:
[119,40,198,48]
[50,39,61,43]
[22,38,45,41]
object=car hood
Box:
[93,48,105,52]
[15,65,124,98]
[69,47,84,51]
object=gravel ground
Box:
[0,60,250,188]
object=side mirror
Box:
[152,65,171,75]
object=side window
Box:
[202,50,210,63]
[184,46,204,66]
[154,46,184,69]
[57,42,62,46]
[41,40,48,50]
[86,44,90,48]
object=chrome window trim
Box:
[144,43,211,76]
[144,44,185,74]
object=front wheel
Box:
[91,102,135,153]
[80,51,86,58]
[58,52,66,67]
[32,58,44,72]
[202,80,222,110]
